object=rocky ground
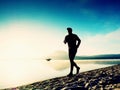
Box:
[3,64,120,90]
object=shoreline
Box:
[3,64,120,90]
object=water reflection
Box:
[0,59,120,89]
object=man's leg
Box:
[68,49,74,76]
[69,48,80,75]
[72,51,80,74]
[69,60,74,75]
[68,48,77,76]
[70,60,80,74]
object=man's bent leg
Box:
[68,49,75,76]
[68,48,80,76]
[67,60,74,76]
[71,48,80,74]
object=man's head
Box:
[67,27,72,35]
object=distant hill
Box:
[75,54,120,60]
[48,51,120,60]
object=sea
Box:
[0,59,120,89]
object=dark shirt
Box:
[64,34,80,49]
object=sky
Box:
[0,0,120,59]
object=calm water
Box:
[0,59,120,89]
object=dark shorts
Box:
[69,47,77,60]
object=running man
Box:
[64,27,81,76]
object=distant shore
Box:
[3,64,120,90]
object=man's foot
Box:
[67,73,73,77]
[76,67,80,74]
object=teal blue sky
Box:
[0,0,120,57]
[0,0,120,35]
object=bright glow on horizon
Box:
[0,21,64,60]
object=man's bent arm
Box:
[77,38,81,48]
[64,36,67,44]
[64,40,67,44]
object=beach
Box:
[3,64,120,90]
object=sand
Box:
[3,64,120,90]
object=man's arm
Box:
[76,36,81,48]
[64,40,66,44]
[64,36,67,44]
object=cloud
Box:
[79,29,120,55]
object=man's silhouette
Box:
[64,27,81,76]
